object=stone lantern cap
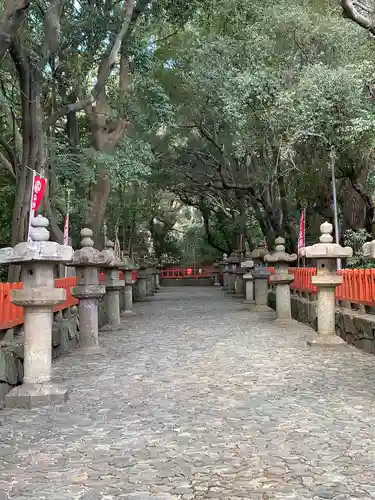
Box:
[219,254,228,266]
[241,252,254,270]
[264,237,297,264]
[101,240,121,268]
[250,242,268,262]
[363,240,375,260]
[72,228,114,268]
[227,251,240,264]
[302,222,352,260]
[0,215,73,265]
[119,251,138,271]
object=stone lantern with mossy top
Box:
[0,215,73,409]
[302,222,352,346]
[264,237,297,321]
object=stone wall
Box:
[268,289,375,355]
[0,287,128,407]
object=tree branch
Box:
[341,0,375,35]
[0,0,30,62]
[0,149,15,177]
[44,0,135,129]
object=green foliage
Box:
[2,0,375,270]
[344,229,375,269]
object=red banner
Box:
[28,172,47,242]
[298,211,305,256]
[31,174,46,213]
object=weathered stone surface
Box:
[0,348,18,385]
[0,308,78,404]
[303,222,352,345]
[0,288,375,498]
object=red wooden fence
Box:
[160,267,215,279]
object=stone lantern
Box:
[220,254,229,290]
[71,228,112,354]
[234,264,246,298]
[101,240,125,330]
[119,251,137,315]
[264,237,297,320]
[241,253,254,304]
[137,259,149,300]
[213,261,221,287]
[155,264,162,291]
[0,215,73,408]
[155,263,163,291]
[363,240,375,261]
[149,258,159,293]
[227,251,240,294]
[144,258,155,296]
[303,221,352,345]
[250,242,270,307]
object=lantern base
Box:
[70,345,107,356]
[307,333,346,347]
[100,323,124,332]
[5,382,69,409]
[121,310,136,317]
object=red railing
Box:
[0,278,79,330]
[0,282,24,330]
[0,270,138,331]
[54,277,79,311]
[289,268,318,293]
[160,267,215,279]
[336,269,375,306]
[270,267,375,305]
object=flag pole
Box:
[64,187,71,278]
[27,170,36,242]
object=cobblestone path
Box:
[2,288,375,500]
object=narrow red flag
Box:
[297,211,305,257]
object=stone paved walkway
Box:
[2,288,375,500]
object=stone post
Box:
[71,228,109,354]
[119,251,137,316]
[0,215,73,409]
[234,265,246,298]
[220,254,229,291]
[250,243,270,307]
[102,240,124,330]
[303,222,352,346]
[155,267,161,290]
[145,263,154,296]
[137,262,148,300]
[265,237,297,320]
[151,262,159,293]
[227,251,240,294]
[213,262,221,287]
[242,254,255,304]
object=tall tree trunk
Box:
[9,44,43,281]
